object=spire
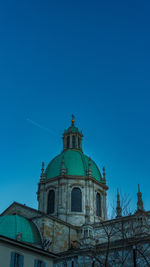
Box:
[40,162,45,181]
[87,157,92,178]
[102,167,106,184]
[71,114,75,126]
[137,184,144,212]
[60,155,66,176]
[116,189,122,218]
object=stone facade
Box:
[37,119,108,226]
[37,175,107,226]
[55,211,150,266]
[33,216,78,253]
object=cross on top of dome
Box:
[71,114,75,126]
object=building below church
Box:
[1,118,150,267]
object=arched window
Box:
[72,135,76,148]
[67,136,70,149]
[96,193,101,216]
[71,188,82,212]
[47,190,55,214]
[78,137,80,148]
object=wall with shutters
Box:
[0,240,53,267]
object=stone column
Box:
[70,134,72,148]
[66,179,69,223]
[76,134,78,149]
[58,179,61,210]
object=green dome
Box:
[45,149,102,182]
[0,215,41,244]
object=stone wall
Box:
[1,202,40,219]
[38,175,107,226]
[33,216,78,253]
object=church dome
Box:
[45,149,102,182]
[0,215,41,244]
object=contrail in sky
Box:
[26,118,58,136]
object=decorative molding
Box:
[69,183,84,188]
[46,185,57,191]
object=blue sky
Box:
[0,0,150,215]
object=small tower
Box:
[136,184,144,212]
[116,189,122,218]
[81,205,95,247]
[63,115,83,151]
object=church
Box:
[0,117,150,267]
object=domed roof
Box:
[0,215,41,244]
[64,126,82,135]
[45,149,102,182]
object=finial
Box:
[103,167,105,180]
[102,166,106,184]
[138,184,140,193]
[71,114,75,126]
[136,184,144,212]
[61,155,66,176]
[117,189,120,204]
[41,162,44,174]
[16,232,22,241]
[116,188,122,218]
[87,157,92,178]
[62,155,65,170]
[40,162,45,181]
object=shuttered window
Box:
[34,259,46,267]
[10,252,24,267]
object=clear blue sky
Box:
[1,0,150,215]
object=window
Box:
[47,190,55,214]
[10,252,24,267]
[72,135,76,148]
[78,137,80,148]
[67,136,70,148]
[71,188,82,212]
[34,259,46,267]
[96,193,101,216]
